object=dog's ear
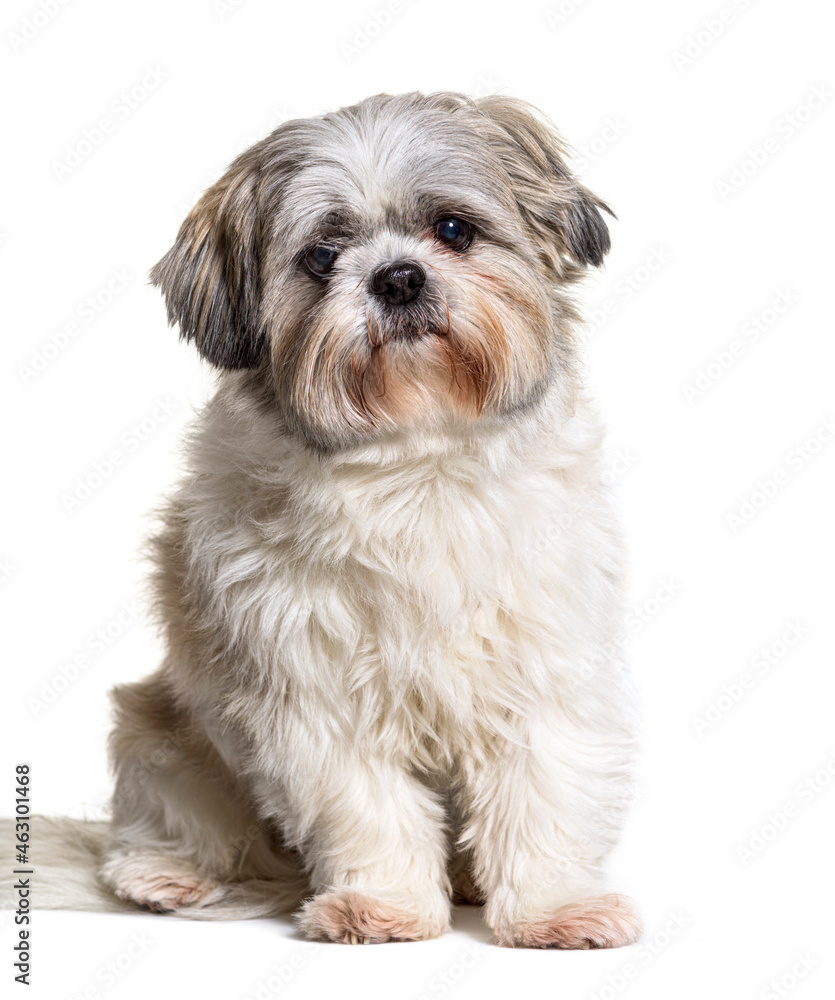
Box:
[475,95,613,270]
[150,152,266,368]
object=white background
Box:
[2,0,834,997]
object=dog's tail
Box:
[0,816,130,913]
[0,816,307,919]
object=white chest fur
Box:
[173,381,624,751]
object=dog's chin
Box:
[358,320,484,429]
[275,320,500,454]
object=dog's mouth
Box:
[365,303,450,349]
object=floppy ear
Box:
[150,152,267,368]
[475,95,613,270]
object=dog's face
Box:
[152,92,611,451]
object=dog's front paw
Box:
[495,893,642,949]
[297,888,448,944]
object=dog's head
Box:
[151,92,612,451]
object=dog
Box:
[51,91,642,948]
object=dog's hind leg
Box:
[99,671,305,917]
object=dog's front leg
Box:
[458,710,642,949]
[267,730,451,943]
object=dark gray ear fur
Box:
[475,95,614,270]
[150,152,266,368]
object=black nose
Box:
[369,260,426,305]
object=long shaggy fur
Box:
[4,92,641,948]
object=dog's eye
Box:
[305,244,339,277]
[435,218,472,251]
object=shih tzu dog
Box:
[97,91,641,948]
